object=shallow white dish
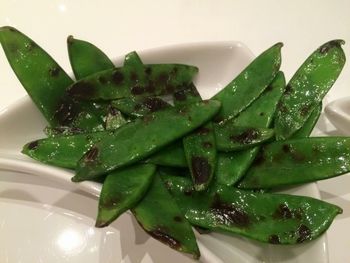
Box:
[0,41,328,262]
[325,97,350,135]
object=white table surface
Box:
[1,1,349,262]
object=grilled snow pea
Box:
[132,173,200,259]
[96,164,156,227]
[105,104,128,130]
[215,72,285,185]
[238,137,350,189]
[146,141,187,167]
[212,43,282,122]
[0,26,73,126]
[67,64,198,100]
[73,100,221,182]
[274,40,346,140]
[67,35,115,80]
[162,175,342,245]
[292,104,322,138]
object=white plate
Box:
[0,40,329,262]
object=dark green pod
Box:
[66,64,198,100]
[124,51,143,69]
[173,84,201,107]
[67,36,115,80]
[238,137,350,189]
[212,43,282,122]
[96,164,156,227]
[215,72,285,185]
[292,104,322,139]
[274,40,346,140]
[146,141,187,167]
[73,100,221,182]
[163,175,342,245]
[105,104,128,130]
[132,174,200,259]
[0,26,73,126]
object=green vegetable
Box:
[124,51,143,69]
[0,26,73,126]
[73,100,221,182]
[238,137,350,189]
[173,83,201,107]
[215,72,285,185]
[67,35,115,80]
[292,104,322,138]
[105,104,128,130]
[132,174,200,259]
[212,43,282,122]
[162,175,342,244]
[96,164,156,227]
[274,40,346,140]
[66,64,198,100]
[146,141,187,167]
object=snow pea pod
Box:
[212,43,282,122]
[73,100,221,182]
[291,104,322,138]
[215,72,285,185]
[67,35,115,80]
[274,40,346,140]
[96,164,156,227]
[238,137,350,189]
[124,50,143,69]
[162,175,342,245]
[105,104,128,130]
[66,64,198,100]
[146,140,187,167]
[0,26,73,126]
[173,84,201,107]
[132,173,200,259]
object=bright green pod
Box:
[162,175,342,245]
[95,164,156,227]
[67,35,115,80]
[66,64,198,100]
[22,131,109,169]
[146,141,187,167]
[238,137,350,189]
[274,40,346,140]
[0,26,73,126]
[73,100,221,182]
[132,174,200,259]
[212,43,282,122]
[215,72,285,185]
[124,51,143,69]
[214,124,274,152]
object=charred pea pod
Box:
[67,35,115,80]
[0,26,73,126]
[96,164,156,227]
[162,174,342,245]
[66,64,198,100]
[105,104,128,130]
[274,40,346,140]
[73,100,221,182]
[291,104,322,138]
[238,137,350,189]
[146,141,187,167]
[215,72,285,185]
[173,83,202,107]
[132,173,200,259]
[212,43,282,122]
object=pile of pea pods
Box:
[1,26,348,259]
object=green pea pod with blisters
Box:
[132,173,200,259]
[162,174,342,245]
[73,100,221,182]
[274,40,346,140]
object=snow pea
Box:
[96,164,156,227]
[0,26,73,126]
[162,175,342,244]
[66,64,198,100]
[274,40,346,140]
[215,72,285,185]
[67,35,114,80]
[292,104,322,138]
[146,140,187,167]
[105,104,128,130]
[173,83,201,107]
[124,50,143,69]
[238,137,350,189]
[212,43,282,122]
[132,173,200,259]
[73,100,221,182]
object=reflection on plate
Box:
[0,42,328,262]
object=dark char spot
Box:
[27,140,39,150]
[147,228,181,250]
[230,128,259,144]
[211,193,250,227]
[278,102,288,113]
[259,112,265,116]
[191,156,211,185]
[102,195,120,209]
[112,70,124,85]
[85,146,99,162]
[130,71,138,82]
[174,90,187,101]
[53,98,79,126]
[197,127,211,135]
[144,66,152,75]
[284,84,293,95]
[49,67,60,77]
[265,84,273,92]
[319,40,341,54]
[194,226,211,234]
[203,142,213,148]
[157,72,168,85]
[252,150,265,166]
[131,85,145,95]
[274,204,292,219]
[108,106,119,116]
[68,81,96,99]
[268,235,280,244]
[145,81,156,93]
[300,104,311,117]
[173,216,182,222]
[297,224,311,243]
[282,144,291,153]
[98,76,107,84]
[143,98,168,112]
